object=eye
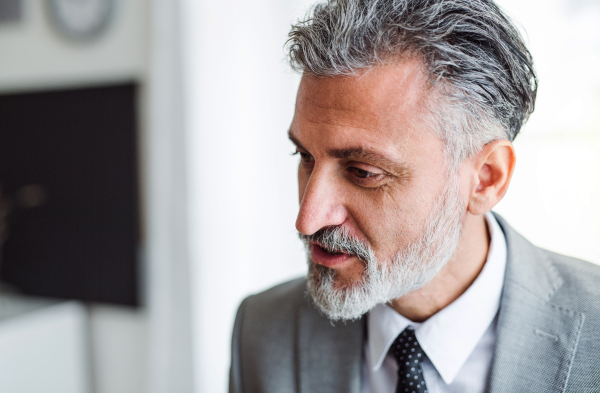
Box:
[349,167,378,179]
[292,150,314,165]
[346,165,387,188]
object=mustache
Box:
[298,226,373,262]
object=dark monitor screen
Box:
[0,83,140,306]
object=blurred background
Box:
[0,0,597,392]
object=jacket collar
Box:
[488,213,584,393]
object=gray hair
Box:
[287,0,537,167]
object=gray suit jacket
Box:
[230,215,600,392]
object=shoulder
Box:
[241,277,308,321]
[538,251,600,388]
[231,278,308,392]
[233,276,308,348]
[542,249,600,311]
[246,276,307,305]
[546,249,600,285]
[494,212,600,309]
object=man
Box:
[230,0,600,392]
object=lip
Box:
[310,243,354,268]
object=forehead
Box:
[292,59,435,151]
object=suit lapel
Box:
[298,302,365,393]
[489,215,584,393]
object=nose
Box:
[295,168,347,235]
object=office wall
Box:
[0,0,147,91]
[182,0,314,391]
[494,0,600,265]
[0,1,150,393]
[2,1,597,392]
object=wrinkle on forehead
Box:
[295,59,432,139]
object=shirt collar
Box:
[367,211,507,384]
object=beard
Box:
[299,174,464,321]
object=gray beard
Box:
[300,175,464,321]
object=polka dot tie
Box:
[390,327,429,393]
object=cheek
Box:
[348,190,414,245]
[346,184,426,253]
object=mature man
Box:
[230,0,600,392]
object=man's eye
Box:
[350,167,377,179]
[292,150,313,163]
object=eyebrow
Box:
[288,131,410,176]
[288,132,307,152]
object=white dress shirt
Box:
[362,212,507,393]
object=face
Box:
[290,60,466,320]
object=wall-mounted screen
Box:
[0,83,140,306]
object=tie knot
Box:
[390,328,426,367]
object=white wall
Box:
[0,2,151,393]
[89,305,148,393]
[0,0,148,91]
[145,0,194,391]
[182,1,314,392]
[0,301,91,393]
[494,0,600,264]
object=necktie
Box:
[390,327,429,393]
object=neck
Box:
[389,212,490,322]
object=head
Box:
[287,0,536,320]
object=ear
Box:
[466,140,516,215]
